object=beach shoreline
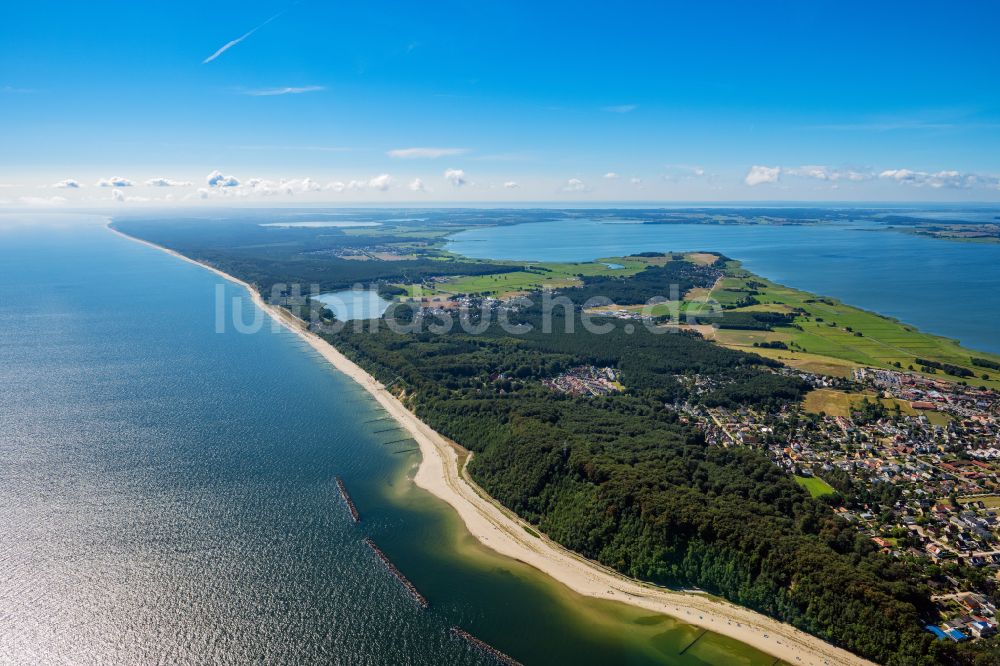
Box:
[109,223,874,666]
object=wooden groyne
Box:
[335,476,360,523]
[678,629,707,655]
[364,537,428,609]
[450,626,522,666]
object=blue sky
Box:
[2,0,999,205]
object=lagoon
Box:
[260,221,381,228]
[316,288,392,320]
[448,218,1000,355]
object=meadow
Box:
[391,249,1000,391]
[709,263,1000,390]
[794,475,837,498]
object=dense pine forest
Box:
[324,294,964,665]
[112,215,521,292]
[115,215,1000,665]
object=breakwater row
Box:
[364,537,429,608]
[450,626,523,666]
[335,476,360,522]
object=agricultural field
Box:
[707,263,1000,390]
[390,249,1000,390]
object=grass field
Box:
[394,250,1000,388]
[795,475,837,498]
[396,255,653,298]
[708,262,1000,389]
[739,347,858,377]
[920,410,954,426]
[802,389,916,417]
[957,495,1000,508]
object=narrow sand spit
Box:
[111,224,874,666]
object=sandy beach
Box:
[112,224,874,666]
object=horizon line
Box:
[7,199,999,212]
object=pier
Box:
[365,538,428,609]
[335,476,360,522]
[449,626,523,666]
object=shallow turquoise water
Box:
[447,218,1000,354]
[0,215,775,665]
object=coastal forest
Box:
[114,213,1000,666]
[327,293,958,666]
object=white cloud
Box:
[18,195,66,206]
[603,172,619,179]
[786,165,831,180]
[743,164,872,186]
[503,181,519,189]
[243,85,325,96]
[744,165,781,186]
[740,163,1000,190]
[408,178,426,192]
[368,174,392,191]
[276,177,322,194]
[879,168,1000,190]
[879,169,918,182]
[662,164,707,180]
[207,170,240,187]
[53,179,81,189]
[96,176,134,187]
[603,104,637,113]
[106,188,155,203]
[784,165,870,182]
[193,173,399,198]
[240,178,275,195]
[388,147,468,159]
[145,177,192,187]
[203,10,285,64]
[630,177,643,185]
[562,178,590,192]
[444,168,467,187]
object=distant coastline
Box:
[108,222,874,666]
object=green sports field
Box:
[795,475,837,498]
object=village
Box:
[684,366,1000,643]
[389,280,1000,643]
[542,366,623,396]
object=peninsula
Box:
[111,210,1000,666]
